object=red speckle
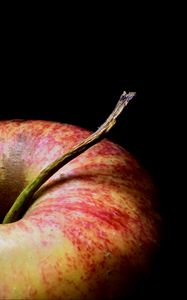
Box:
[41,240,48,247]
[16,220,34,233]
[60,201,130,230]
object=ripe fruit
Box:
[0,94,161,299]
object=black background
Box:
[1,6,182,299]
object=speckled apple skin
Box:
[0,120,161,299]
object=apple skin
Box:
[0,120,161,299]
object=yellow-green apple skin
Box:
[0,120,161,299]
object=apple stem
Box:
[2,91,136,224]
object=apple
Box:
[0,101,161,299]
